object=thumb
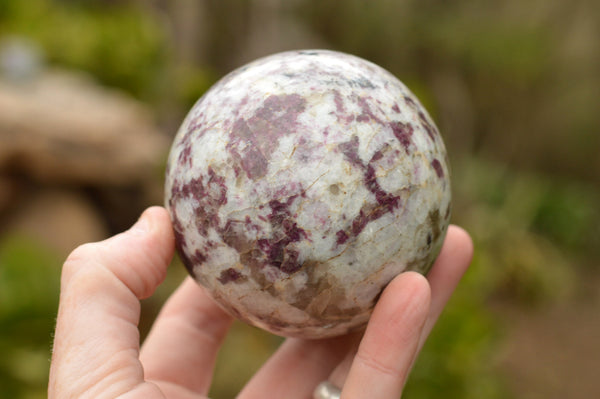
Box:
[49,207,175,399]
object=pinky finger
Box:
[340,272,431,399]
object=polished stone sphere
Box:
[165,50,451,338]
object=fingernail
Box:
[131,211,150,235]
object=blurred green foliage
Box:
[0,236,61,399]
[209,322,284,398]
[0,0,219,112]
[455,157,599,303]
[1,0,599,398]
[0,0,168,98]
[404,275,508,398]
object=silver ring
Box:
[313,381,341,399]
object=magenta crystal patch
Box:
[165,50,451,338]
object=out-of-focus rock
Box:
[0,70,169,186]
[0,175,20,215]
[5,189,109,257]
[0,36,44,83]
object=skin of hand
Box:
[48,206,473,399]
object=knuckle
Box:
[62,243,101,280]
[355,349,399,378]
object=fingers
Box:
[239,225,473,399]
[334,227,473,398]
[140,277,234,396]
[419,225,473,351]
[327,225,472,389]
[339,272,431,398]
[49,207,175,399]
[239,333,361,399]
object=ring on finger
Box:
[313,381,341,399]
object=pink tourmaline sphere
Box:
[165,50,451,338]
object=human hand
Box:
[48,206,473,399]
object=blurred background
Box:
[0,0,598,398]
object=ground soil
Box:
[493,269,600,398]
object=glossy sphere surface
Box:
[165,50,451,338]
